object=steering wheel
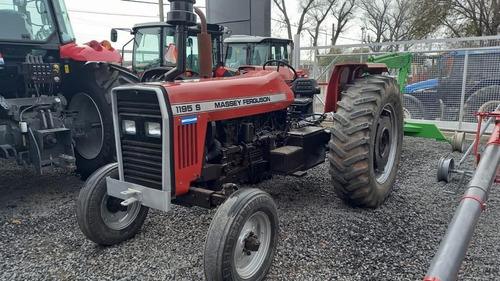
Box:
[262,59,298,83]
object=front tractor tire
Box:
[329,75,403,208]
[204,188,278,281]
[76,163,149,246]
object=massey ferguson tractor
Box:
[224,35,292,68]
[76,1,404,280]
[0,0,138,178]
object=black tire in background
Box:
[204,188,278,281]
[69,66,136,179]
[403,94,425,119]
[76,163,149,246]
[328,75,404,208]
[463,85,500,122]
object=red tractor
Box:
[0,0,138,178]
[76,1,404,280]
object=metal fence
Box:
[295,35,500,132]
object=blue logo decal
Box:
[181,115,198,125]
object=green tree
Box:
[443,0,500,37]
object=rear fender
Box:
[60,42,121,63]
[74,62,139,103]
[324,63,388,113]
[239,65,295,81]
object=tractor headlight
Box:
[145,122,161,138]
[122,120,136,135]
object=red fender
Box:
[323,63,388,113]
[60,41,121,63]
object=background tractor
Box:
[111,21,225,81]
[224,35,292,67]
[0,0,138,178]
[76,1,404,280]
[405,50,500,122]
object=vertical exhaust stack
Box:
[165,0,197,81]
[194,7,213,78]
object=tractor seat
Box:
[291,78,320,97]
[0,10,32,40]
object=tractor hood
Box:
[163,70,295,121]
[405,78,438,93]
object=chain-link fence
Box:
[296,35,500,132]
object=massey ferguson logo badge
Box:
[181,115,198,125]
[171,93,286,115]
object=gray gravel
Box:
[1,136,500,281]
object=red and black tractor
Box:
[76,1,404,280]
[0,0,138,178]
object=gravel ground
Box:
[1,136,500,281]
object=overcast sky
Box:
[66,0,177,48]
[65,0,361,51]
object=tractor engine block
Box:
[197,110,288,189]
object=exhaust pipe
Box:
[164,0,197,81]
[424,117,500,281]
[194,7,213,78]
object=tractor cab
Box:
[224,35,292,68]
[112,22,224,80]
[0,0,75,45]
[0,0,76,98]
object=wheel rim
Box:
[100,194,141,230]
[234,211,272,279]
[69,93,104,160]
[374,103,399,184]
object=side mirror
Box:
[111,29,118,42]
[187,37,193,47]
[36,0,48,25]
[226,46,232,60]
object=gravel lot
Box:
[1,136,500,281]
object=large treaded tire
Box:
[328,75,403,208]
[204,188,278,281]
[69,65,136,179]
[76,163,149,246]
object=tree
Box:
[272,0,317,59]
[360,0,447,51]
[406,0,448,39]
[360,0,391,51]
[305,0,336,48]
[331,0,356,45]
[272,0,316,40]
[444,0,500,37]
[272,0,293,40]
[384,0,447,50]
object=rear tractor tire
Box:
[204,188,278,281]
[328,75,404,208]
[76,163,149,246]
[69,66,137,179]
[463,85,500,122]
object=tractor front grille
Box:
[115,89,165,190]
[122,139,162,189]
